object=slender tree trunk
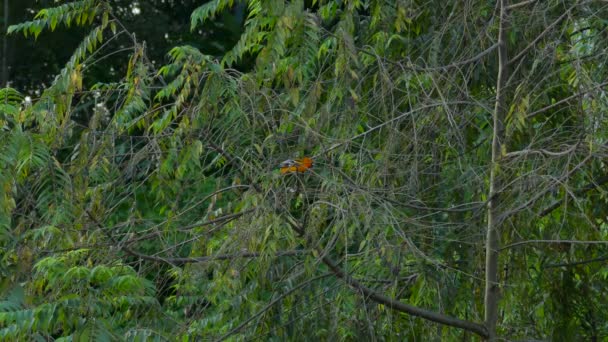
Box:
[485,0,509,340]
[2,0,8,87]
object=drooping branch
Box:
[497,155,592,222]
[526,81,608,119]
[121,248,308,266]
[86,209,307,266]
[204,135,490,338]
[501,239,608,251]
[318,100,493,157]
[320,254,489,338]
[507,1,579,66]
[124,207,257,244]
[269,215,489,338]
[538,174,608,218]
[545,255,608,269]
[216,273,333,341]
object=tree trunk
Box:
[2,0,8,87]
[485,0,509,340]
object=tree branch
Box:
[501,239,608,251]
[121,248,308,266]
[485,1,509,339]
[538,174,608,217]
[85,210,307,266]
[216,273,333,341]
[527,81,608,119]
[409,43,499,71]
[202,130,490,338]
[545,255,608,269]
[507,0,536,10]
[507,1,579,66]
[320,254,489,338]
[125,207,257,244]
[497,154,592,222]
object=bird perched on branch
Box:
[279,157,313,174]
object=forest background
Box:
[2,0,608,340]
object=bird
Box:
[279,157,313,174]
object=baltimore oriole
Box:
[279,157,313,174]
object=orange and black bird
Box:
[279,157,313,174]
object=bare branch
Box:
[408,43,499,71]
[507,0,537,10]
[321,254,489,338]
[317,101,492,158]
[508,1,579,66]
[527,81,608,118]
[497,154,592,222]
[122,249,309,266]
[86,210,307,266]
[216,273,333,341]
[501,239,608,251]
[545,255,608,269]
[504,143,579,159]
[538,174,608,217]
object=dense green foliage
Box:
[2,0,608,340]
[1,0,244,91]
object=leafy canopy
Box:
[2,0,608,340]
